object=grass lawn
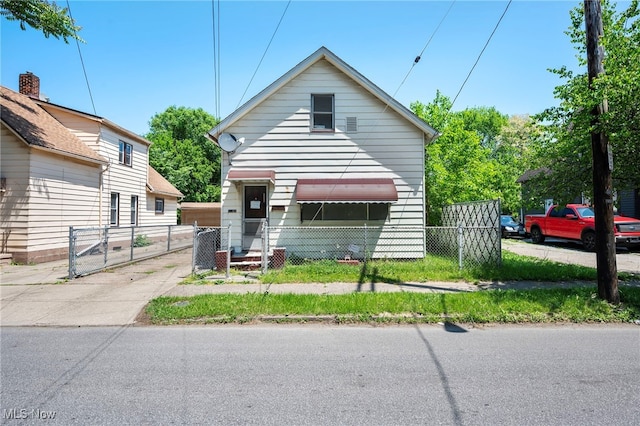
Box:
[145,252,640,325]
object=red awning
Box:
[296,178,397,203]
[227,169,275,183]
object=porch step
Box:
[0,253,12,265]
[230,251,263,270]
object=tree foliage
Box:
[146,106,221,202]
[533,0,640,205]
[1,0,82,42]
[412,92,536,224]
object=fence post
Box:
[261,220,268,274]
[191,221,198,274]
[363,224,368,265]
[68,226,75,279]
[457,223,464,270]
[130,227,135,261]
[226,222,231,279]
[167,225,172,251]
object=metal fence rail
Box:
[69,224,194,278]
[263,224,500,270]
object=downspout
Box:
[99,161,110,228]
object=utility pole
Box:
[584,0,619,304]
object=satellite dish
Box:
[218,133,242,153]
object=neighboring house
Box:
[517,168,640,219]
[0,73,182,263]
[206,47,439,258]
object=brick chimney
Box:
[19,72,40,98]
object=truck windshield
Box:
[576,207,595,218]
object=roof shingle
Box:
[0,86,107,164]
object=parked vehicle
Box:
[524,204,640,251]
[500,215,526,238]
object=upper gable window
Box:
[311,94,334,131]
[119,141,132,166]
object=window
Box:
[301,203,389,222]
[110,193,119,226]
[155,198,164,214]
[311,94,334,131]
[119,141,132,166]
[130,195,138,225]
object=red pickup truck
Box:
[525,204,640,251]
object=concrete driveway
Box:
[501,238,640,274]
[0,249,193,326]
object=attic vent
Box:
[346,116,358,133]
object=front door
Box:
[243,185,267,251]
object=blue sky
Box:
[1,1,629,135]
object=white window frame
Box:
[130,195,138,225]
[119,141,132,166]
[110,193,119,226]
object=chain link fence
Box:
[192,225,227,273]
[190,200,502,274]
[69,224,194,278]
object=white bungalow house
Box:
[0,73,182,263]
[206,47,439,260]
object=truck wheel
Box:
[530,227,545,244]
[582,231,596,252]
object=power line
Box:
[212,0,221,119]
[66,0,96,115]
[451,0,512,109]
[392,0,457,99]
[236,0,292,109]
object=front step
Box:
[0,253,12,265]
[230,251,264,270]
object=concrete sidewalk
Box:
[2,247,636,327]
[0,248,485,326]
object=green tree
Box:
[412,92,524,224]
[534,0,640,204]
[1,0,82,42]
[146,106,221,202]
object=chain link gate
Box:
[69,224,194,278]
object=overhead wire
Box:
[306,1,456,225]
[235,0,292,109]
[451,0,512,109]
[212,0,221,119]
[392,0,456,99]
[65,0,96,115]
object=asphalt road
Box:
[1,325,639,425]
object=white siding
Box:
[39,108,102,152]
[99,126,150,227]
[0,126,102,258]
[26,151,101,252]
[219,59,426,255]
[142,194,179,226]
[0,127,30,254]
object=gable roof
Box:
[207,46,439,142]
[34,100,152,147]
[0,86,107,164]
[147,166,184,198]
